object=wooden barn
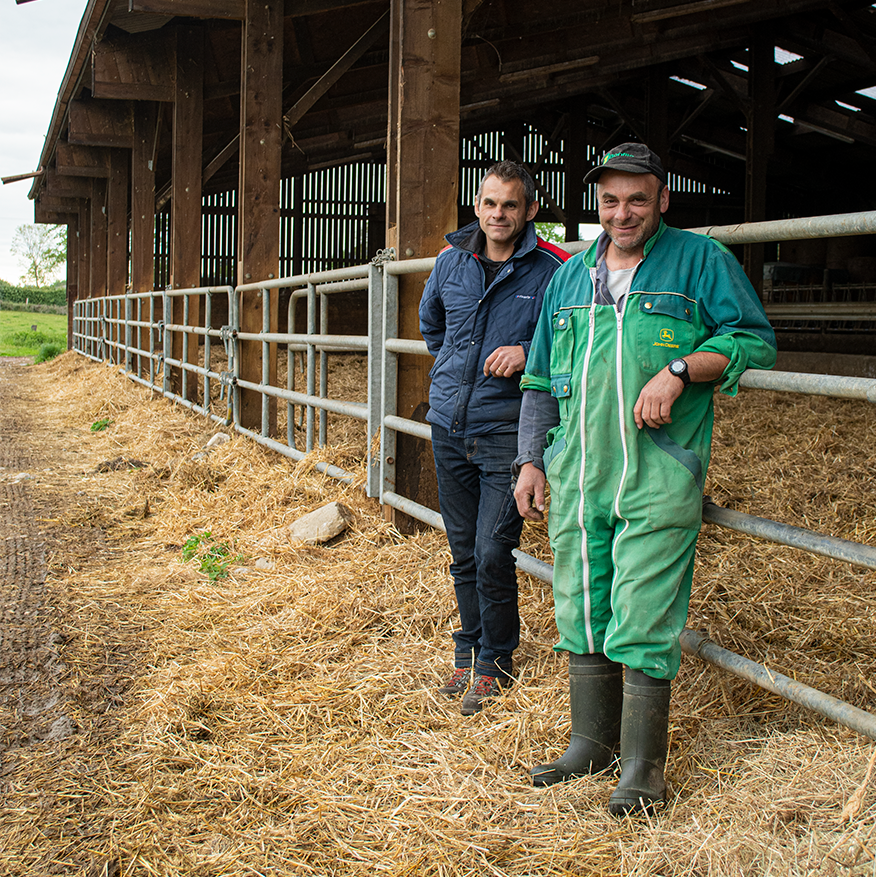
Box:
[21,0,876,514]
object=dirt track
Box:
[0,356,69,744]
[0,356,131,875]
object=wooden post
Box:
[170,25,204,400]
[237,0,283,432]
[90,178,108,299]
[565,102,588,240]
[79,200,92,301]
[646,65,670,166]
[107,148,129,296]
[744,35,775,300]
[66,215,79,349]
[132,102,158,376]
[386,0,462,527]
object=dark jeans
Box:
[431,425,524,678]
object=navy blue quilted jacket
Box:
[419,219,569,437]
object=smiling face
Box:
[474,175,539,261]
[596,170,669,263]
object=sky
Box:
[0,0,85,284]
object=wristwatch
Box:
[668,358,691,387]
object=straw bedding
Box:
[1,351,874,876]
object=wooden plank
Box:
[386,0,461,526]
[170,25,204,401]
[90,178,109,299]
[237,0,284,431]
[34,205,77,225]
[200,9,388,188]
[68,98,134,149]
[646,64,670,164]
[564,102,587,240]
[131,102,158,302]
[44,169,93,199]
[79,201,92,300]
[36,195,82,214]
[284,10,390,130]
[130,0,245,18]
[66,214,79,349]
[107,149,129,296]
[744,34,775,300]
[92,30,175,103]
[55,142,111,178]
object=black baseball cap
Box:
[583,142,666,185]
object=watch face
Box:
[670,360,685,375]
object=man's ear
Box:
[526,200,539,221]
[659,186,670,215]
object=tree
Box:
[11,224,67,288]
[535,222,566,244]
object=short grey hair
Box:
[476,160,537,209]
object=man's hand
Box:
[514,462,547,521]
[633,368,684,428]
[633,352,730,429]
[484,345,526,378]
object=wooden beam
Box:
[598,87,648,143]
[79,201,92,300]
[199,9,390,189]
[44,169,93,200]
[36,195,82,214]
[91,178,109,299]
[34,205,77,225]
[283,9,390,133]
[386,0,461,526]
[129,0,245,18]
[744,34,775,299]
[66,214,79,349]
[55,142,111,178]
[68,98,135,149]
[107,149,130,296]
[793,100,876,147]
[646,65,670,163]
[132,102,158,378]
[284,0,378,17]
[131,102,158,295]
[777,55,834,114]
[237,0,284,431]
[565,101,587,240]
[170,25,205,401]
[92,30,175,103]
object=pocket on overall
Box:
[635,293,696,372]
[643,426,704,531]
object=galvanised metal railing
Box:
[71,208,876,739]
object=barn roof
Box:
[28,0,876,223]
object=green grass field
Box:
[0,309,67,357]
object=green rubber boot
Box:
[531,653,623,787]
[608,669,671,816]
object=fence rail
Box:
[71,210,876,740]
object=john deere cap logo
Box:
[603,151,635,164]
[659,328,674,343]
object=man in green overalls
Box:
[513,143,777,814]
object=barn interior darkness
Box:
[24,0,876,358]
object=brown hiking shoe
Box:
[437,667,471,697]
[461,673,507,715]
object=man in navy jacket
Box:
[419,160,569,714]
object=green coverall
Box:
[520,221,777,679]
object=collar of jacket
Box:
[582,218,668,268]
[443,218,539,260]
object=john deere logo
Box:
[659,328,674,343]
